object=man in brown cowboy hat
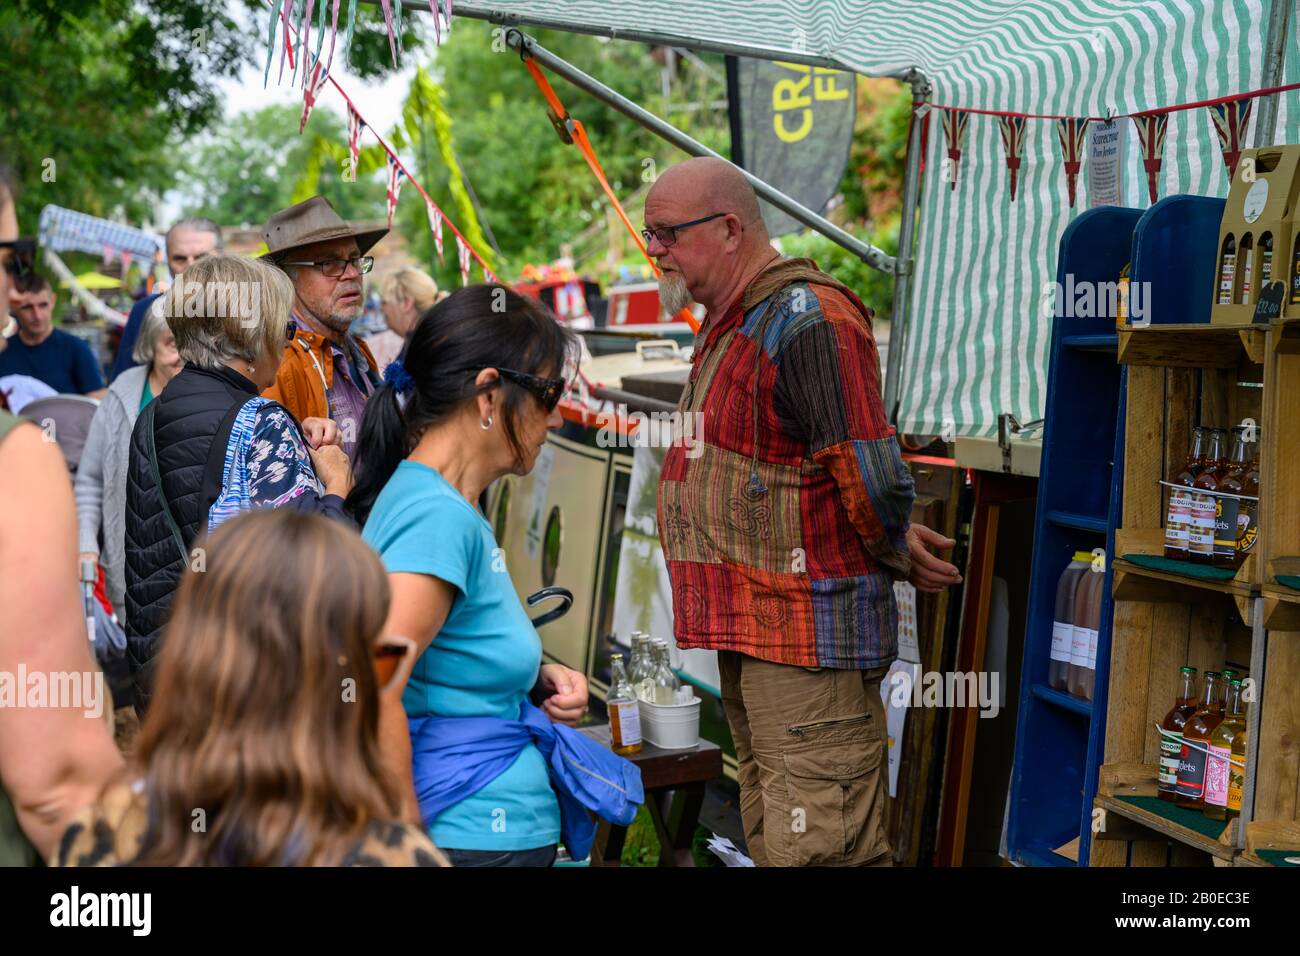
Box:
[261,195,387,459]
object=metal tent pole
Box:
[883,74,932,425]
[391,0,855,71]
[503,29,896,273]
[1254,0,1294,147]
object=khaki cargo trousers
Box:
[718,651,892,867]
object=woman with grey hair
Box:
[75,302,184,623]
[123,255,353,713]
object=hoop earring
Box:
[480,415,493,431]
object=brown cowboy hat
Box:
[261,195,388,260]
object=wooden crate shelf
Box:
[1239,821,1300,866]
[1117,323,1263,368]
[1093,762,1237,862]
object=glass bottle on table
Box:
[1164,427,1205,561]
[607,653,642,755]
[1175,670,1224,810]
[629,633,650,689]
[1205,679,1246,821]
[651,640,680,705]
[1158,666,1199,802]
[1237,433,1260,564]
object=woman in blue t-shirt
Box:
[349,285,586,868]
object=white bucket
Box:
[640,698,701,750]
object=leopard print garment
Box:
[54,781,450,867]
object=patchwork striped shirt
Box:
[657,259,914,669]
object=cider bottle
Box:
[1213,428,1250,569]
[1218,234,1237,305]
[607,653,642,755]
[1175,671,1224,809]
[1260,232,1274,286]
[1164,427,1205,560]
[1067,559,1101,699]
[1158,667,1198,802]
[1188,429,1226,564]
[1205,679,1245,820]
[1238,233,1255,303]
[1237,434,1260,561]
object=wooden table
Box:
[580,724,723,867]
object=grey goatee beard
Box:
[658,272,692,316]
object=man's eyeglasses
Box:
[1,239,36,282]
[281,255,374,278]
[475,367,567,412]
[641,213,727,249]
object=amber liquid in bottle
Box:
[1158,666,1198,802]
[1188,430,1226,565]
[1213,428,1250,569]
[1164,427,1205,561]
[1205,679,1246,821]
[1176,671,1224,810]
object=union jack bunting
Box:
[483,262,496,284]
[998,115,1028,201]
[347,105,364,177]
[1056,117,1090,208]
[426,200,445,265]
[456,235,472,287]
[1208,97,1254,180]
[385,154,405,228]
[942,109,970,191]
[1131,111,1170,203]
[299,59,330,134]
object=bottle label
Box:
[1262,249,1274,285]
[1050,621,1073,663]
[1188,495,1216,554]
[1218,253,1236,304]
[1213,496,1241,561]
[1159,733,1184,787]
[1241,250,1254,302]
[1175,737,1210,798]
[1237,503,1258,555]
[1070,625,1090,666]
[1204,744,1232,808]
[1227,758,1244,813]
[1165,488,1191,547]
[1085,628,1099,670]
[610,699,641,747]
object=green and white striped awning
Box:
[457,1,1300,436]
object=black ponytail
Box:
[345,284,576,527]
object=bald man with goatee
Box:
[648,157,959,867]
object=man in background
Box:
[111,216,222,379]
[1,273,105,397]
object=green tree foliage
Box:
[180,104,384,228]
[1,0,416,231]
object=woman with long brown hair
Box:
[55,509,446,866]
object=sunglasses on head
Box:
[0,239,36,282]
[473,366,567,412]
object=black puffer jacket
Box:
[123,364,257,711]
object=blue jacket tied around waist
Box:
[408,700,644,861]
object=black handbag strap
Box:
[145,404,189,567]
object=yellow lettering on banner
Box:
[772,74,812,112]
[775,110,813,142]
[813,68,849,101]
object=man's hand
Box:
[907,523,962,592]
[308,443,352,499]
[300,416,341,449]
[536,663,588,727]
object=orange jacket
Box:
[262,323,380,424]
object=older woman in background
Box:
[368,267,440,370]
[76,303,184,624]
[123,254,352,714]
